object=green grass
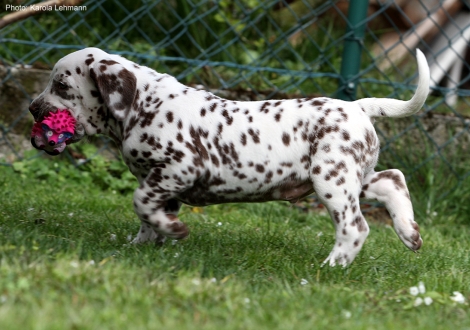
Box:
[0,164,470,330]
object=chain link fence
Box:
[1,0,470,200]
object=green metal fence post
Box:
[336,0,370,101]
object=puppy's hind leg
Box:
[361,170,422,251]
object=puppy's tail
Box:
[355,49,430,118]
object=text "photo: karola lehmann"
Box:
[5,4,87,11]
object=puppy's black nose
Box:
[29,103,39,114]
[49,141,55,146]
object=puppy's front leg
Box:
[132,166,189,243]
[131,222,162,244]
[131,199,182,245]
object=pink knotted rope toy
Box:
[31,109,76,155]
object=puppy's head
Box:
[29,47,138,145]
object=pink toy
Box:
[31,109,76,155]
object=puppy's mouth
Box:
[30,137,61,156]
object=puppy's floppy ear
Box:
[89,59,137,121]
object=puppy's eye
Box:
[57,82,68,90]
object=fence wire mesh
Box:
[1,0,469,200]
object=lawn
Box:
[0,161,469,330]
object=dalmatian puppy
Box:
[29,47,430,266]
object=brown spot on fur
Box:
[166,111,174,123]
[222,110,233,125]
[351,216,368,232]
[248,129,260,144]
[260,101,270,113]
[240,133,247,146]
[311,99,326,106]
[282,133,290,146]
[333,210,340,223]
[336,177,345,186]
[370,171,405,190]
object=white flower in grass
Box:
[68,212,74,217]
[424,297,433,305]
[88,260,95,266]
[409,286,419,296]
[342,310,352,319]
[174,252,179,258]
[210,277,217,283]
[28,208,34,211]
[300,278,308,286]
[70,261,79,268]
[126,234,133,242]
[192,279,201,286]
[418,281,426,294]
[450,291,466,304]
[217,222,223,226]
[317,231,323,237]
[171,240,178,245]
[414,297,423,307]
[244,298,250,304]
[110,234,116,241]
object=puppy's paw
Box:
[165,216,189,239]
[397,221,423,251]
[322,246,353,267]
[131,224,159,244]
